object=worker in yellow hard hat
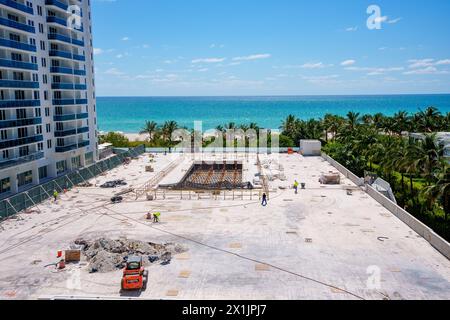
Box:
[294,180,299,194]
[153,212,161,223]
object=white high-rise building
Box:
[0,0,97,197]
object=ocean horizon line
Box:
[97,93,450,99]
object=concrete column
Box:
[10,173,18,194]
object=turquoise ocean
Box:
[97,95,450,133]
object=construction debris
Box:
[319,172,341,185]
[100,180,128,188]
[74,238,187,273]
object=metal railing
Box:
[0,145,146,219]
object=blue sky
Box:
[91,0,450,96]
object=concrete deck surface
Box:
[0,153,449,300]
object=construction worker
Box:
[53,190,59,202]
[153,212,161,223]
[294,180,299,194]
[146,212,152,220]
[261,193,268,206]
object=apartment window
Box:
[38,166,48,180]
[31,56,37,64]
[13,72,24,81]
[45,107,50,117]
[36,125,42,134]
[39,23,44,33]
[16,109,27,119]
[37,142,43,151]
[2,150,9,159]
[32,73,38,82]
[44,91,48,100]
[15,90,25,100]
[0,130,7,140]
[35,108,41,117]
[43,74,47,84]
[18,127,28,138]
[19,146,29,157]
[41,58,46,67]
[11,53,22,62]
[37,6,42,16]
[56,122,63,131]
[56,160,67,175]
[0,110,5,121]
[9,33,20,42]
[46,124,51,133]
[17,170,33,187]
[85,152,94,165]
[47,139,52,149]
[40,41,45,51]
[0,178,11,194]
[72,156,81,169]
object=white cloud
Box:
[387,17,402,24]
[104,68,124,76]
[93,48,103,55]
[191,57,226,64]
[403,67,449,75]
[121,37,130,41]
[345,26,358,32]
[436,59,450,65]
[341,59,356,66]
[232,54,271,61]
[300,62,326,69]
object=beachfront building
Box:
[0,0,97,197]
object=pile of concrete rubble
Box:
[74,238,187,273]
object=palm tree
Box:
[415,106,442,133]
[281,115,298,141]
[392,111,410,136]
[409,134,442,185]
[421,160,449,217]
[139,120,158,141]
[161,120,179,144]
[346,111,360,131]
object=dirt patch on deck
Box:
[75,238,188,273]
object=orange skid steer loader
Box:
[121,256,148,291]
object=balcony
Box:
[45,0,68,11]
[0,152,44,171]
[78,140,90,148]
[0,17,35,33]
[48,33,85,47]
[49,50,86,62]
[0,117,42,129]
[0,100,40,108]
[51,83,87,90]
[46,16,83,32]
[55,128,77,137]
[55,143,77,153]
[0,79,39,89]
[77,126,89,134]
[52,98,88,106]
[0,135,43,149]
[50,66,86,76]
[53,112,88,121]
[0,38,36,52]
[49,50,72,59]
[0,0,34,15]
[0,59,38,70]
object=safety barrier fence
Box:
[0,145,145,219]
[151,188,264,201]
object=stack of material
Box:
[146,166,154,172]
[319,172,341,185]
[75,238,187,273]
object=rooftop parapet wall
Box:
[322,153,450,260]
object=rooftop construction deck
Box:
[0,152,449,300]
